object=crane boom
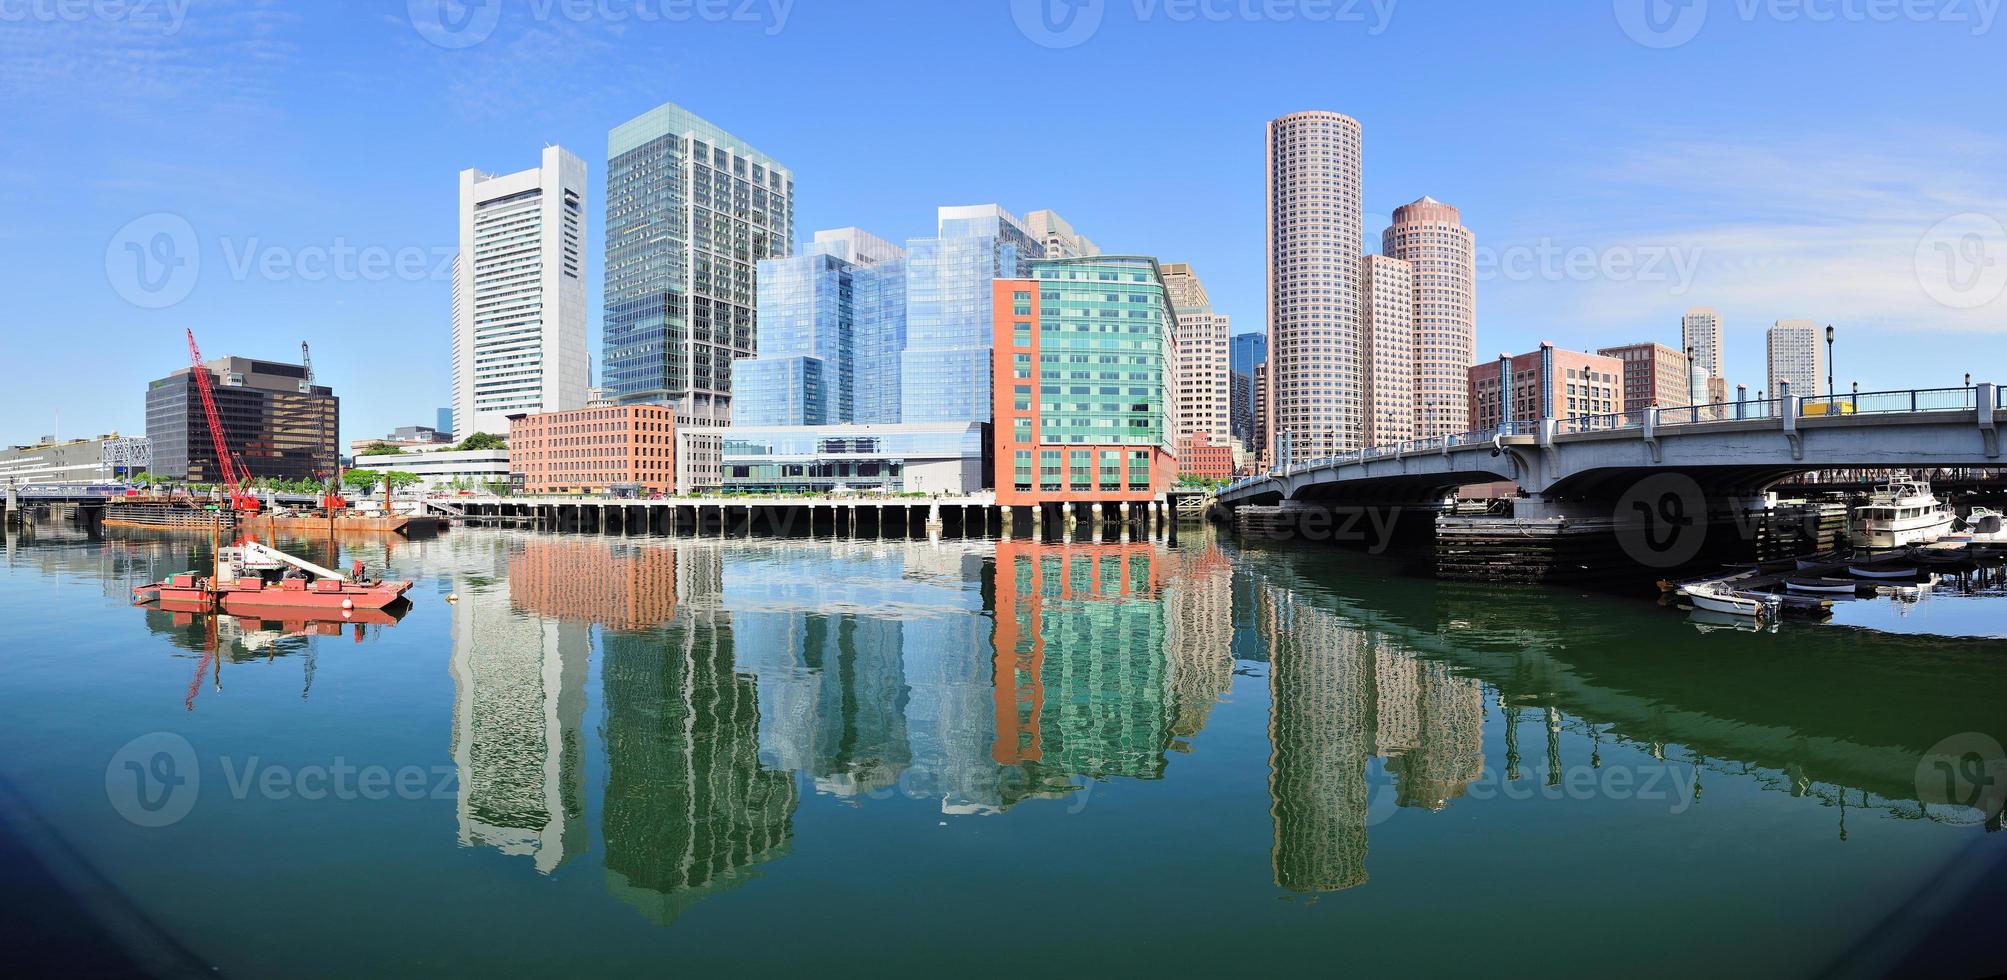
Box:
[185,329,259,513]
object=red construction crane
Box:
[185,328,260,513]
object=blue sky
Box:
[3,0,2003,446]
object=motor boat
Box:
[1682,584,1783,619]
[1959,507,2003,534]
[1851,479,1955,549]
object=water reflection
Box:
[20,520,2006,933]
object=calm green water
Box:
[2,521,2004,978]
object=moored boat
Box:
[1851,479,1954,549]
[1785,577,1860,595]
[1848,562,1921,580]
[133,540,413,614]
[1682,584,1782,619]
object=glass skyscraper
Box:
[732,228,905,426]
[601,101,794,424]
[900,205,1043,424]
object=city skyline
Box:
[10,3,2004,445]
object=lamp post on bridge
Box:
[1825,325,1835,400]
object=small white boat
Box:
[1794,552,1841,571]
[1960,507,2003,534]
[1688,609,1776,634]
[1848,563,1920,580]
[1683,584,1782,619]
[1852,479,1955,549]
[1785,577,1859,595]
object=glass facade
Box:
[852,257,906,424]
[601,102,794,424]
[144,358,339,482]
[734,231,909,427]
[734,253,850,425]
[731,356,826,427]
[992,256,1178,504]
[900,207,1043,424]
[717,423,987,494]
[1026,257,1175,450]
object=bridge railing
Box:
[1218,385,1990,497]
[1799,387,1976,417]
[1557,410,1648,435]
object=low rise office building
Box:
[718,422,987,495]
[1467,344,1624,431]
[351,443,510,491]
[509,405,677,495]
[1596,342,1691,411]
[0,434,150,486]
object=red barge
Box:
[133,540,413,614]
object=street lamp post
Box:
[1825,325,1835,400]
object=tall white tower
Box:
[1266,111,1364,462]
[453,145,588,439]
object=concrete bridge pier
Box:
[1437,490,1805,583]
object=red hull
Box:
[136,580,412,612]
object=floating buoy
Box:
[341,598,354,610]
[447,594,459,603]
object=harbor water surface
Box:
[2,522,2004,977]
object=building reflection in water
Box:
[990,540,1178,800]
[448,539,594,875]
[451,530,1493,919]
[1259,582,1486,893]
[599,584,799,925]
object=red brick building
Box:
[1178,430,1234,482]
[1467,344,1625,431]
[509,405,677,495]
